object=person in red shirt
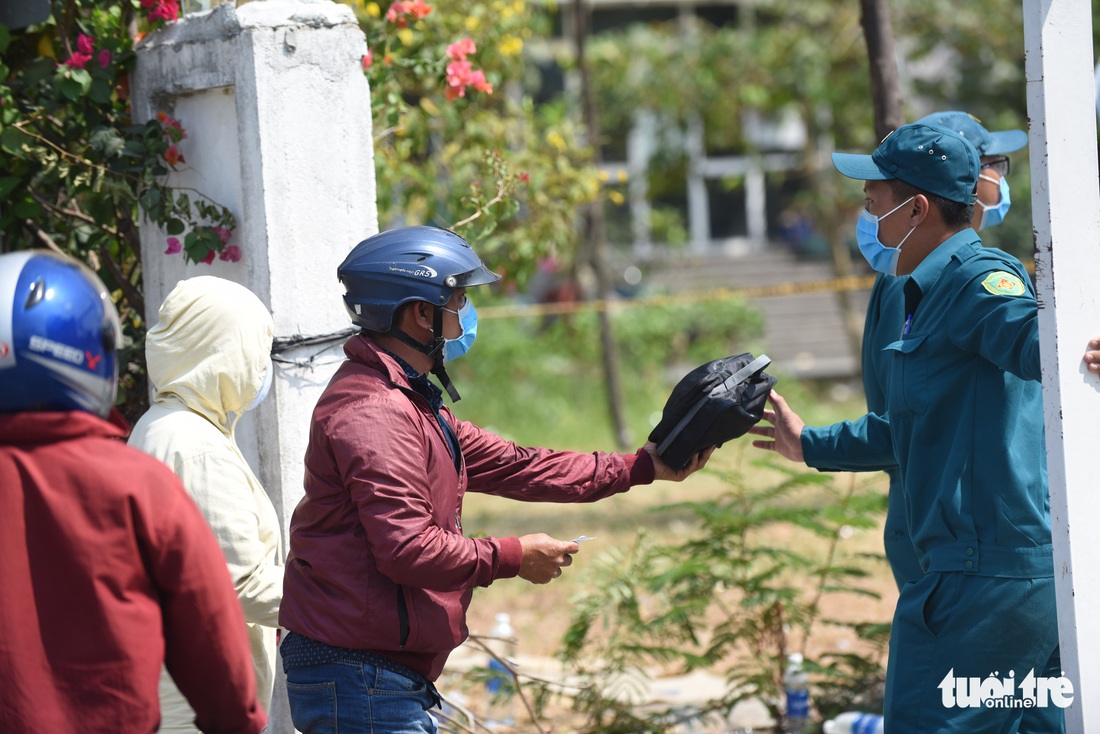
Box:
[279,226,713,734]
[0,250,266,734]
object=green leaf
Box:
[0,126,28,156]
[140,188,161,209]
[183,228,219,264]
[71,68,92,89]
[0,176,21,198]
[139,187,163,219]
[11,197,43,219]
[165,218,185,235]
[0,24,9,54]
[60,76,85,101]
[22,58,56,86]
[89,78,113,105]
[90,128,126,158]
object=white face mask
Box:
[244,359,273,412]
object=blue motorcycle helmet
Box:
[338,226,500,401]
[0,250,123,418]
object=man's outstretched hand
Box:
[645,443,715,481]
[747,391,806,463]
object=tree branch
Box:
[29,192,146,315]
[450,176,511,230]
[97,244,145,316]
[21,220,66,253]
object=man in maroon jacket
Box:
[279,226,714,733]
[0,250,266,734]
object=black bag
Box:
[649,353,777,470]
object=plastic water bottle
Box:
[485,613,517,728]
[822,711,884,734]
[782,652,809,734]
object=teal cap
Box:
[916,110,1027,156]
[832,122,980,205]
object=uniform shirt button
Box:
[964,560,974,570]
[965,547,975,557]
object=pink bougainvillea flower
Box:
[444,60,493,101]
[97,49,112,69]
[212,226,233,245]
[148,0,180,24]
[76,34,95,56]
[200,249,216,265]
[386,0,431,26]
[219,245,242,263]
[468,69,493,94]
[156,111,187,143]
[361,50,373,69]
[164,144,185,167]
[445,60,473,87]
[385,1,408,25]
[165,237,182,255]
[405,0,432,18]
[518,172,530,184]
[140,0,156,7]
[446,37,476,61]
[63,52,92,69]
[444,61,472,101]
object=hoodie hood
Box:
[146,276,274,430]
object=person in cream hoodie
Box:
[129,276,283,732]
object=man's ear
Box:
[393,301,431,333]
[909,194,932,225]
[412,301,434,331]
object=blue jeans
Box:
[282,633,441,734]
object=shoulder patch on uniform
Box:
[980,271,1025,296]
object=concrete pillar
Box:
[132,2,377,730]
[1024,0,1100,730]
[686,114,710,252]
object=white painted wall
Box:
[132,2,377,730]
[1024,0,1100,731]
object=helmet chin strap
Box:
[391,305,462,402]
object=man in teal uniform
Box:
[750,122,1080,733]
[802,111,1028,590]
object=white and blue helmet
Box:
[0,250,122,417]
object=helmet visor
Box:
[448,261,501,289]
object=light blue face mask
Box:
[244,358,273,412]
[442,299,477,363]
[978,174,1011,230]
[855,196,917,276]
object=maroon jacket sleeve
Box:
[135,467,266,734]
[454,417,651,502]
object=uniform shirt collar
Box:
[907,228,981,300]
